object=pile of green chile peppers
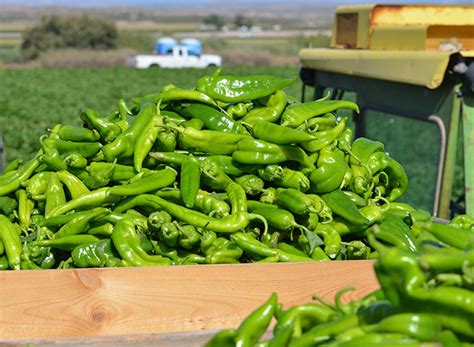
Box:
[206,239,474,347]
[0,69,470,271]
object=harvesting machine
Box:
[299,4,474,219]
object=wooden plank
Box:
[1,330,221,347]
[0,261,378,340]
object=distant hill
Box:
[1,0,471,6]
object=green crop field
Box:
[0,66,452,212]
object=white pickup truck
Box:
[127,46,222,69]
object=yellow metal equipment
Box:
[330,4,473,51]
[299,4,474,219]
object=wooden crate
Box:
[0,261,379,341]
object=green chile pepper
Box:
[301,117,348,153]
[57,170,90,199]
[0,156,40,197]
[55,207,109,238]
[234,293,278,347]
[0,215,22,270]
[15,190,34,230]
[236,174,265,196]
[0,196,18,217]
[250,120,316,144]
[81,108,122,143]
[155,128,177,152]
[103,101,157,162]
[309,146,350,194]
[180,103,246,133]
[45,173,66,218]
[72,239,120,268]
[197,68,295,103]
[275,188,322,215]
[108,167,177,196]
[156,189,230,217]
[177,224,201,250]
[180,155,201,208]
[160,221,180,247]
[111,218,171,266]
[33,234,99,251]
[3,159,23,174]
[182,118,204,130]
[243,90,287,125]
[59,125,100,142]
[322,190,368,226]
[148,210,172,231]
[227,102,252,119]
[147,87,218,107]
[134,115,162,172]
[281,99,359,128]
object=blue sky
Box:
[1,0,472,6]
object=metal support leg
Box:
[427,115,447,217]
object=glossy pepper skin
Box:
[281,99,359,128]
[274,303,337,337]
[0,156,40,196]
[301,117,348,153]
[59,125,100,142]
[227,102,252,119]
[33,234,99,251]
[180,155,201,208]
[45,173,66,218]
[57,170,90,199]
[375,248,474,338]
[103,101,157,162]
[147,87,218,107]
[108,167,177,196]
[15,189,34,230]
[55,207,109,238]
[200,158,234,191]
[234,293,278,347]
[233,138,313,170]
[134,114,162,172]
[421,222,474,250]
[115,183,265,234]
[0,215,22,270]
[180,103,246,134]
[275,188,322,216]
[80,108,122,143]
[47,187,121,217]
[39,135,67,171]
[259,165,310,192]
[196,68,295,103]
[235,174,264,196]
[309,146,350,194]
[177,126,248,155]
[242,90,287,125]
[43,137,103,159]
[3,159,23,174]
[321,190,368,226]
[111,218,171,267]
[72,239,120,268]
[156,189,230,217]
[250,120,316,144]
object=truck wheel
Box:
[207,64,217,68]
[149,64,160,69]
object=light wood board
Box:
[0,261,379,340]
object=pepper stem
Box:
[248,213,268,235]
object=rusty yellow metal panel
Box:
[370,25,428,50]
[426,25,474,51]
[371,5,474,27]
[331,4,374,49]
[299,48,454,89]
